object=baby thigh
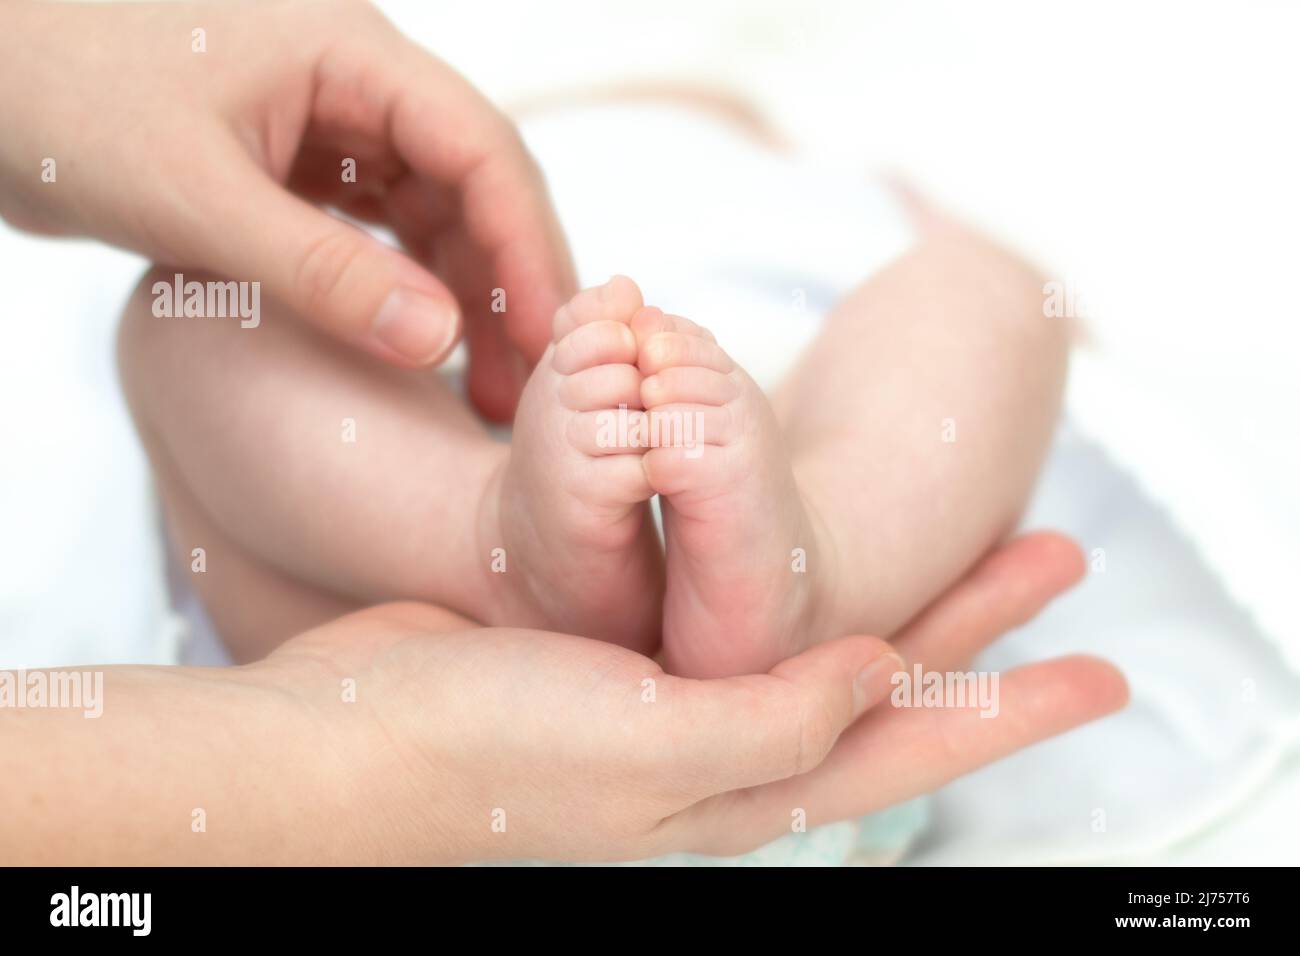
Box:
[774,223,1069,636]
[117,266,505,637]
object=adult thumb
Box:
[200,170,461,366]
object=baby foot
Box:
[633,308,834,677]
[484,277,663,653]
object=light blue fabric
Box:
[491,800,930,868]
[634,799,930,867]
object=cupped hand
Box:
[0,0,572,419]
[270,531,1126,863]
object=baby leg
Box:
[118,268,505,633]
[119,269,664,658]
[636,212,1065,678]
[144,423,474,662]
[775,213,1069,639]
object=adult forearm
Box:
[0,658,368,864]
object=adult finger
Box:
[368,33,578,417]
[189,148,463,367]
[654,635,906,799]
[666,654,1127,856]
[892,531,1086,672]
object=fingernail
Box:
[852,652,906,718]
[371,288,457,363]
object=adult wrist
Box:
[254,630,479,865]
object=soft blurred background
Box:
[2,0,1297,864]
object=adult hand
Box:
[0,0,571,419]
[275,532,1125,863]
[2,532,1121,864]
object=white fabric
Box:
[909,425,1300,864]
[1068,352,1300,675]
[0,239,178,669]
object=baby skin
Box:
[119,212,1068,677]
[501,275,824,674]
[513,279,832,676]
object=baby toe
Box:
[559,363,643,412]
[646,402,736,449]
[630,306,716,346]
[642,366,739,408]
[552,319,638,375]
[639,330,734,377]
[643,441,740,497]
[552,275,644,341]
[566,407,649,457]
